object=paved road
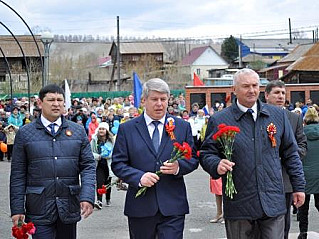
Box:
[1,160,318,238]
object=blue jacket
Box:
[10,117,95,225]
[200,100,305,220]
[111,114,199,218]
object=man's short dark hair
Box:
[265,80,286,94]
[39,84,65,101]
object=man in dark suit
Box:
[112,78,198,239]
[265,80,307,239]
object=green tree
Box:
[221,35,238,63]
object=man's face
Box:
[234,74,260,108]
[265,86,286,107]
[38,93,64,122]
[144,90,168,120]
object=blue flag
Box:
[133,72,143,108]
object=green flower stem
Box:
[135,149,183,198]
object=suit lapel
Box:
[135,115,157,156]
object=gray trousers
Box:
[225,215,285,239]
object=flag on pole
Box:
[202,104,209,116]
[193,72,204,86]
[64,79,71,110]
[133,72,143,108]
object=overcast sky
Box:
[0,0,318,40]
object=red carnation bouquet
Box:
[213,123,240,199]
[135,141,192,198]
[12,220,36,239]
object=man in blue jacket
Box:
[10,84,96,239]
[112,78,198,239]
[200,69,305,238]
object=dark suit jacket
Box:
[111,114,198,218]
[283,110,307,192]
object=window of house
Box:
[211,93,226,108]
[190,93,206,109]
[310,90,319,105]
[196,69,200,75]
[0,75,5,82]
[291,91,305,106]
[132,56,139,61]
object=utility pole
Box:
[289,18,292,44]
[116,16,121,91]
[238,35,243,68]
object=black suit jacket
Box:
[283,109,307,192]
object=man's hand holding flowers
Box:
[160,160,179,175]
[217,159,235,175]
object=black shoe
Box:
[94,200,102,210]
[298,232,307,239]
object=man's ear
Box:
[232,86,236,95]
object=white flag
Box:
[64,79,71,111]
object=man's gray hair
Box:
[142,78,170,98]
[233,68,260,86]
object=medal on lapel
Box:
[165,117,176,140]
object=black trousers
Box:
[284,192,293,239]
[7,144,13,160]
[225,214,285,239]
[128,211,185,239]
[96,160,111,202]
[298,193,319,233]
[32,216,76,239]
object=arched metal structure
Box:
[0,21,31,111]
[0,46,13,102]
[0,0,44,71]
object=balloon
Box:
[0,142,7,153]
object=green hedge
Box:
[0,89,185,100]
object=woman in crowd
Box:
[90,122,114,209]
[298,107,319,239]
[88,112,99,142]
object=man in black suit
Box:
[265,80,307,239]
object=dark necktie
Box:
[152,121,160,153]
[49,123,56,135]
[247,108,254,120]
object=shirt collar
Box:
[144,112,166,126]
[237,100,258,114]
[41,114,62,128]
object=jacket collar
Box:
[232,98,270,121]
[135,113,172,157]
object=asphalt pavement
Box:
[1,160,318,238]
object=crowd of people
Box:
[3,70,319,238]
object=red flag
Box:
[193,72,204,86]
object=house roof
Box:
[239,38,313,55]
[181,46,210,65]
[278,43,314,63]
[235,53,276,64]
[109,42,166,55]
[259,63,290,73]
[0,35,44,57]
[286,42,319,71]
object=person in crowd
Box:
[112,78,198,239]
[91,122,114,209]
[299,100,308,117]
[190,109,206,151]
[297,107,319,239]
[182,110,190,121]
[265,80,307,239]
[0,121,6,161]
[72,106,88,128]
[19,105,27,120]
[200,68,305,238]
[22,111,33,125]
[0,110,8,126]
[3,124,19,161]
[10,84,95,239]
[285,100,294,111]
[4,99,14,113]
[88,112,99,142]
[8,106,23,127]
[189,102,199,117]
